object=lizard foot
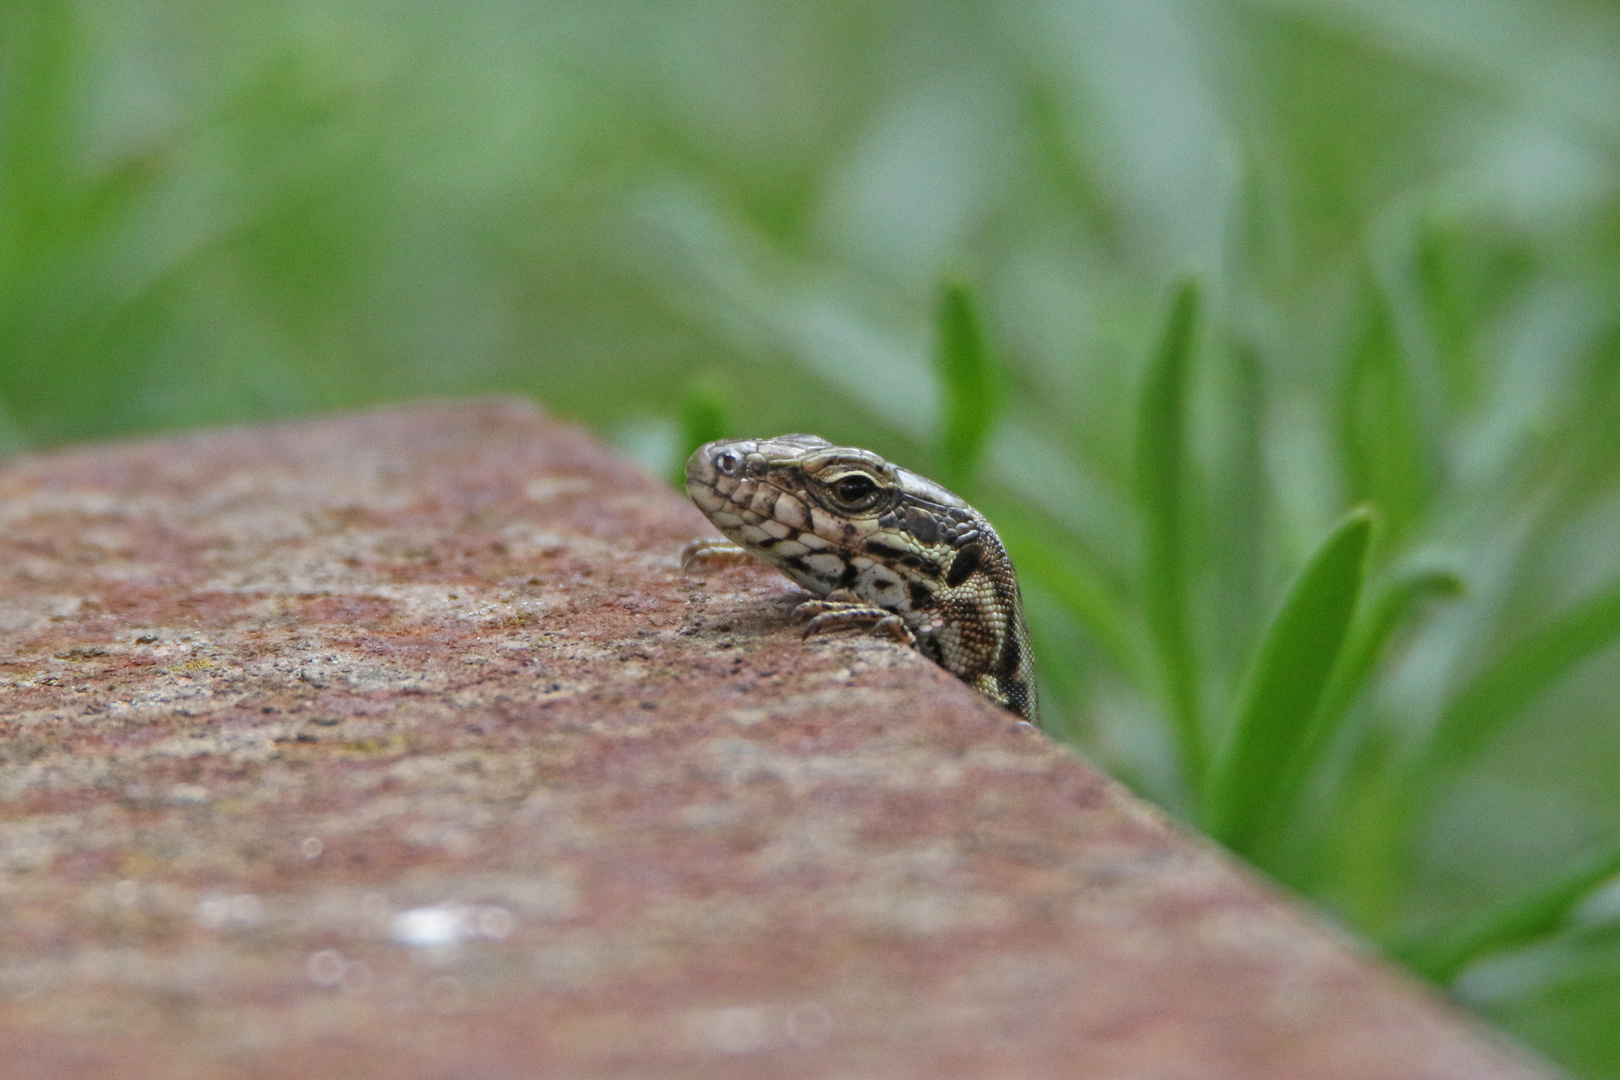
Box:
[796,600,916,647]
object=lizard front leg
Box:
[796,595,916,647]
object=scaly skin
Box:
[682,434,1038,725]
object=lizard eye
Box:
[713,451,741,476]
[829,473,880,508]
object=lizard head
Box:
[685,434,976,572]
[686,434,909,521]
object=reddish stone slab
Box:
[0,401,1550,1079]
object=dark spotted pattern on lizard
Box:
[681,434,1038,725]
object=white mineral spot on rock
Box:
[300,836,324,859]
[196,893,264,930]
[195,896,230,930]
[392,906,462,948]
[693,1005,771,1054]
[390,904,514,948]
[690,1001,832,1053]
[524,477,594,503]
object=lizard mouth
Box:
[683,441,740,514]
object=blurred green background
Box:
[7,0,1620,1071]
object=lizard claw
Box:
[796,600,916,647]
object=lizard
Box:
[680,434,1038,725]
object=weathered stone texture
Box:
[0,401,1550,1078]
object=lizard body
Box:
[682,434,1037,725]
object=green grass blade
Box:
[0,0,77,260]
[1136,279,1205,795]
[1395,842,1620,984]
[1377,581,1620,932]
[1316,567,1465,739]
[1261,565,1463,871]
[935,278,1001,490]
[1209,346,1268,663]
[1340,266,1431,541]
[1304,566,1464,774]
[1210,508,1374,852]
[1426,581,1620,771]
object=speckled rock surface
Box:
[0,401,1550,1079]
